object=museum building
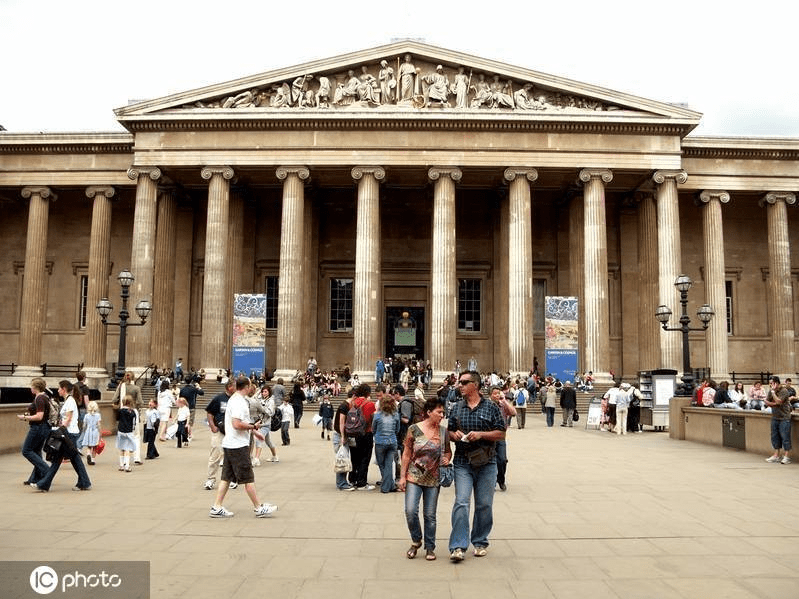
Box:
[1,40,798,387]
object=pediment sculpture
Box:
[183,54,619,113]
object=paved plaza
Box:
[2,410,798,599]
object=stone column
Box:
[352,166,385,383]
[568,194,586,375]
[654,170,688,374]
[429,167,461,380]
[636,192,661,370]
[200,166,235,373]
[760,192,797,379]
[273,166,310,381]
[225,189,245,369]
[579,169,613,385]
[504,168,537,376]
[126,167,161,372]
[17,186,56,376]
[150,187,178,371]
[83,186,115,377]
[699,190,731,380]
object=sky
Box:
[1,0,797,137]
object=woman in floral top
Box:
[398,396,452,561]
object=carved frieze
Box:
[181,54,619,114]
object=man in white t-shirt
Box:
[209,376,278,518]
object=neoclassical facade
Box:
[1,41,798,386]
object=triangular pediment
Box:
[115,40,701,130]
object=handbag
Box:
[438,424,454,487]
[95,437,106,455]
[572,409,579,422]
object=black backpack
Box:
[270,411,282,432]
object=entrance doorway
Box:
[385,307,425,361]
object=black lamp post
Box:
[96,269,152,389]
[655,274,714,396]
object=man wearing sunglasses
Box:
[447,371,506,562]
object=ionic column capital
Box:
[21,186,57,201]
[759,192,797,208]
[699,190,730,205]
[428,167,462,182]
[351,166,386,181]
[578,168,613,184]
[276,166,310,181]
[126,166,162,181]
[652,170,687,185]
[201,166,235,181]
[503,168,538,183]
[85,186,115,200]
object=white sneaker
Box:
[269,456,280,463]
[358,484,375,491]
[229,481,238,489]
[254,504,278,518]
[251,458,261,467]
[204,479,215,490]
[781,456,792,464]
[766,455,780,463]
[209,506,234,518]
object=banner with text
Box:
[544,296,579,384]
[232,294,267,377]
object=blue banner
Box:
[231,294,266,377]
[545,349,579,385]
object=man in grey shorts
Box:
[209,376,278,518]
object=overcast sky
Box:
[2,0,797,137]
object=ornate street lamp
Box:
[655,274,714,396]
[96,269,152,389]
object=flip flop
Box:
[406,542,422,559]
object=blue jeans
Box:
[771,419,792,451]
[37,432,92,491]
[405,482,440,550]
[449,460,498,551]
[21,422,51,484]
[495,440,508,486]
[545,407,555,427]
[374,443,397,492]
[332,432,353,489]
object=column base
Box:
[589,371,616,387]
[271,369,301,383]
[12,366,43,379]
[352,371,377,386]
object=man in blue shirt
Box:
[447,370,506,562]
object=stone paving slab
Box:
[1,411,797,599]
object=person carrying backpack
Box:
[345,383,377,490]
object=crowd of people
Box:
[15,359,796,561]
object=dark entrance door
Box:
[385,307,425,361]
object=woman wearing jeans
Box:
[372,394,400,493]
[398,396,451,561]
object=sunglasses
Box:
[457,379,474,386]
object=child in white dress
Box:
[81,400,102,465]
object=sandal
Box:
[425,550,436,561]
[406,542,422,559]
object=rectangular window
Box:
[265,276,278,330]
[533,278,547,333]
[458,279,481,332]
[330,278,353,332]
[78,275,89,329]
[725,280,733,335]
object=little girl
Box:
[144,399,160,459]
[175,397,190,448]
[116,396,138,472]
[81,400,102,465]
[279,396,294,446]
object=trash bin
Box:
[721,414,746,450]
